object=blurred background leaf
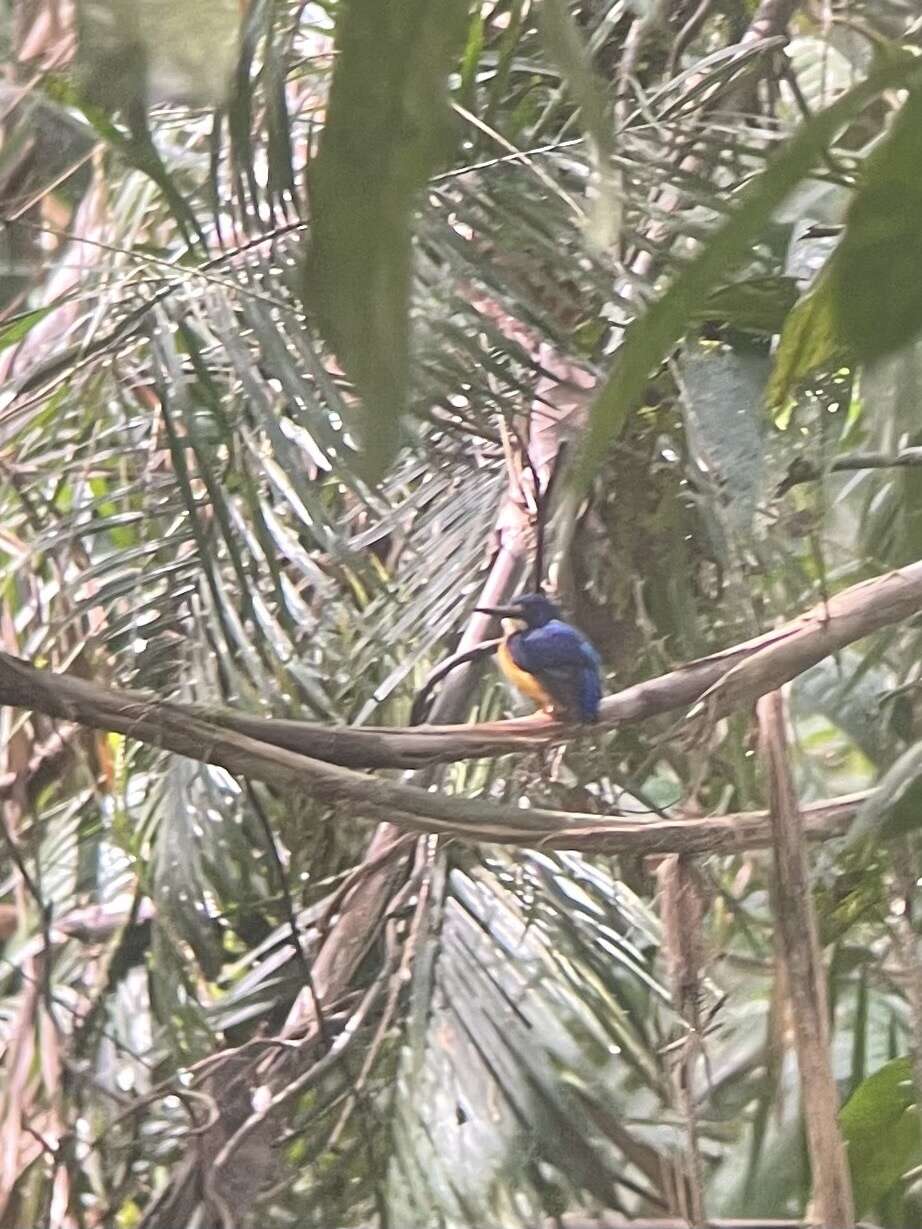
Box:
[76,0,242,109]
[4,1,922,1227]
[833,82,922,363]
[304,0,468,480]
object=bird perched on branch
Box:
[476,591,602,723]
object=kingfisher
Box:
[476,591,603,723]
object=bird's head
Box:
[475,590,561,630]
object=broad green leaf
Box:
[305,0,468,480]
[847,742,922,846]
[691,275,800,335]
[570,51,922,493]
[840,1056,919,1215]
[12,7,922,1224]
[832,82,922,362]
[764,274,845,411]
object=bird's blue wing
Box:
[513,620,600,672]
[510,621,602,722]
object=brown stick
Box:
[757,690,854,1228]
[658,855,708,1225]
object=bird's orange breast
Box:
[496,638,554,711]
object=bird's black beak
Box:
[475,605,521,619]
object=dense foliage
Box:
[3,1,922,1226]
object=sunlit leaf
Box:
[0,306,57,351]
[8,7,922,1225]
[840,1056,919,1215]
[764,274,845,411]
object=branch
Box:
[2,560,921,771]
[758,690,854,1228]
[364,789,863,856]
[407,638,500,727]
[776,448,922,494]
[0,631,876,853]
[741,0,803,45]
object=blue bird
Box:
[476,591,602,723]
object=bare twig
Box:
[666,0,714,79]
[617,0,672,130]
[203,925,395,1226]
[776,448,922,495]
[408,638,501,727]
[326,863,429,1148]
[757,690,854,1228]
[0,559,918,860]
[165,464,543,1225]
[0,730,875,862]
